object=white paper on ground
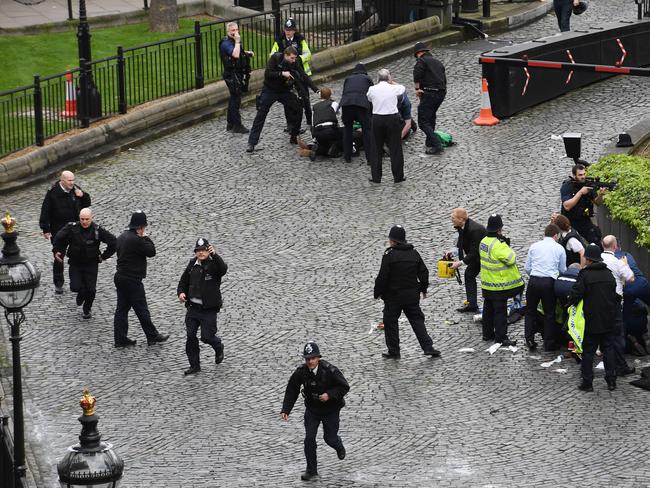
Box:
[486,343,501,355]
[458,347,475,353]
[541,355,562,368]
[595,361,605,370]
[553,368,568,373]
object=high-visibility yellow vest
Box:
[479,236,524,292]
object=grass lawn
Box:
[1,18,222,91]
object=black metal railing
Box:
[0,415,21,488]
[0,0,437,159]
[636,0,650,19]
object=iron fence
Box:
[0,0,444,159]
[0,414,22,488]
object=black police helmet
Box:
[303,342,321,358]
[584,244,603,262]
[128,210,147,229]
[388,225,406,244]
[486,214,503,233]
[194,238,210,252]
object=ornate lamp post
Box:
[76,0,102,127]
[57,389,124,488]
[0,212,40,487]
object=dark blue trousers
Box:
[113,274,159,343]
[417,91,445,151]
[383,302,433,354]
[185,304,222,369]
[69,262,98,314]
[248,88,301,146]
[553,0,573,32]
[304,409,343,475]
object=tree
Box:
[149,0,178,33]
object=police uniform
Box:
[39,181,91,291]
[310,98,342,158]
[374,225,440,358]
[53,221,116,317]
[247,52,306,151]
[413,42,446,155]
[281,342,349,481]
[479,215,525,345]
[113,211,168,347]
[340,63,377,164]
[560,178,602,244]
[177,238,228,375]
[219,35,251,133]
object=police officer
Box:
[177,238,228,376]
[113,211,169,348]
[340,63,377,165]
[479,215,525,346]
[281,342,349,482]
[39,170,91,294]
[374,225,441,358]
[413,42,446,155]
[270,18,314,128]
[246,46,306,152]
[309,87,343,160]
[560,164,606,245]
[220,22,254,134]
[53,208,116,319]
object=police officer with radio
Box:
[281,342,349,482]
[560,164,606,245]
[220,22,253,134]
[177,238,228,376]
[246,46,306,152]
[53,208,116,319]
[413,42,446,155]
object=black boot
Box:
[300,471,318,481]
[578,380,593,392]
[606,378,617,391]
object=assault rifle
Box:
[578,177,617,191]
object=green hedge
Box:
[589,154,650,249]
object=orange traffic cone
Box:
[61,72,77,118]
[473,78,499,126]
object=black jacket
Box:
[456,218,486,266]
[312,99,338,127]
[39,183,91,235]
[177,254,228,310]
[374,243,429,304]
[340,65,374,110]
[115,230,156,279]
[413,52,446,91]
[53,222,116,265]
[568,261,617,334]
[281,360,349,416]
[264,52,316,93]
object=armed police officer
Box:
[113,211,169,348]
[39,170,91,294]
[270,18,314,129]
[177,238,228,376]
[560,164,606,245]
[53,208,116,319]
[220,22,253,134]
[281,342,349,482]
[247,46,308,152]
[374,225,441,358]
[413,42,446,155]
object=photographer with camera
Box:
[220,22,253,134]
[246,46,305,153]
[560,164,606,245]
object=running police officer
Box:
[281,342,349,482]
[39,170,91,294]
[177,238,228,376]
[113,211,169,348]
[246,46,306,152]
[413,42,446,155]
[53,208,116,319]
[220,22,253,134]
[560,164,606,245]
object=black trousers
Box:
[51,235,64,287]
[313,126,342,156]
[248,88,302,146]
[383,302,433,354]
[611,301,631,373]
[69,262,98,314]
[113,274,159,343]
[300,88,313,126]
[304,408,343,475]
[464,261,480,307]
[524,276,558,348]
[225,78,242,127]
[482,294,508,342]
[185,304,222,369]
[417,91,445,151]
[341,105,376,164]
[571,218,602,245]
[581,332,616,383]
[371,114,404,182]
[553,0,573,32]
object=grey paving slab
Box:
[1,1,650,487]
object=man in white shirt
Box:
[366,69,406,184]
[601,234,636,376]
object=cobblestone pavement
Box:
[2,2,650,487]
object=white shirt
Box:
[310,365,318,375]
[601,251,634,297]
[366,81,405,115]
[561,231,584,253]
